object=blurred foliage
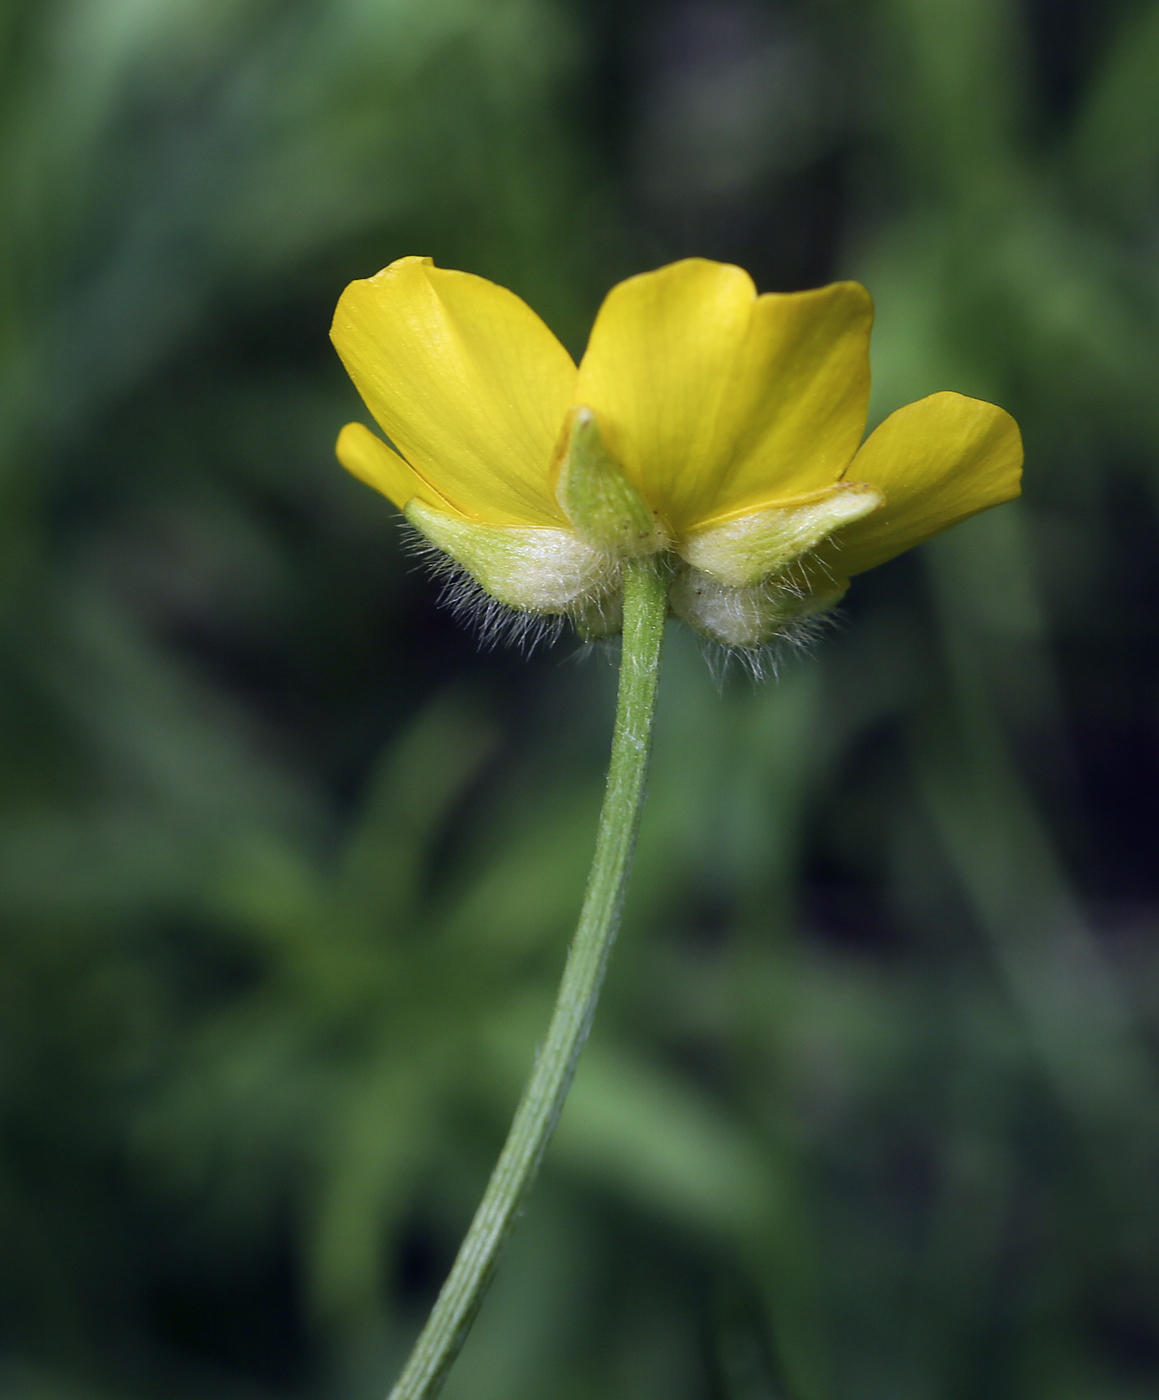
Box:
[2,0,1159,1397]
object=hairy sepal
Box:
[405,500,619,614]
[670,562,848,648]
[553,406,666,557]
[680,483,882,588]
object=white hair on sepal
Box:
[698,606,839,688]
[400,521,845,676]
[675,554,846,685]
[402,528,562,653]
[401,523,623,656]
[562,631,625,676]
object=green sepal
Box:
[554,406,665,557]
[670,563,848,648]
[680,483,883,588]
[406,499,618,613]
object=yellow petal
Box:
[813,392,1024,578]
[331,256,577,527]
[336,422,456,514]
[574,259,873,534]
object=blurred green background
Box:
[2,0,1159,1396]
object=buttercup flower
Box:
[332,256,1022,648]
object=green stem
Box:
[387,556,669,1400]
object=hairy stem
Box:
[387,556,669,1400]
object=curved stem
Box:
[387,556,669,1400]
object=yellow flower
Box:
[331,256,1022,648]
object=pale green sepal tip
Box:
[554,406,665,557]
[405,499,619,613]
[681,482,883,588]
[670,563,847,648]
